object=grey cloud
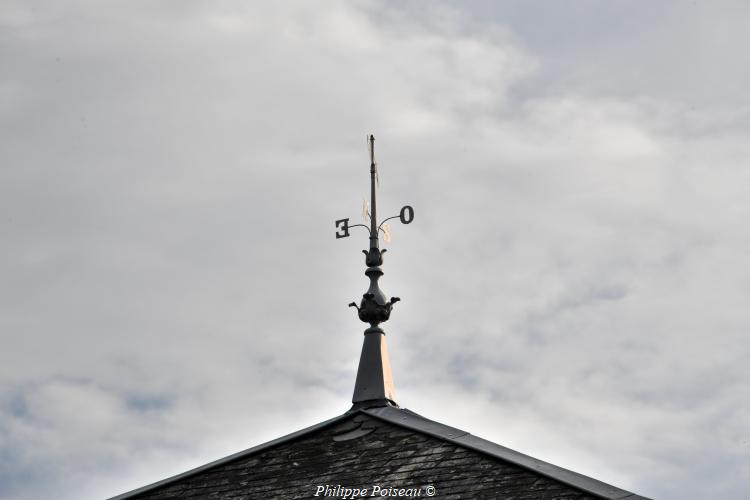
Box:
[1,1,749,499]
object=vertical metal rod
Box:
[369,134,378,251]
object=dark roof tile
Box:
[111,406,648,500]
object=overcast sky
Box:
[2,1,749,499]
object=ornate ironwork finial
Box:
[335,135,414,407]
[335,135,415,333]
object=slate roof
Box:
[111,405,649,499]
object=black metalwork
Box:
[336,135,415,333]
[377,205,413,233]
[335,218,350,239]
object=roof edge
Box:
[362,406,651,500]
[107,411,352,500]
[109,406,650,500]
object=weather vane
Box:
[335,135,414,332]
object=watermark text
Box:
[313,484,435,498]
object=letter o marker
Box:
[399,205,414,224]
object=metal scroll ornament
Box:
[335,135,414,332]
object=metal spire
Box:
[335,135,415,408]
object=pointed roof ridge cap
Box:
[352,326,396,404]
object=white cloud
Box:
[1,1,749,499]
